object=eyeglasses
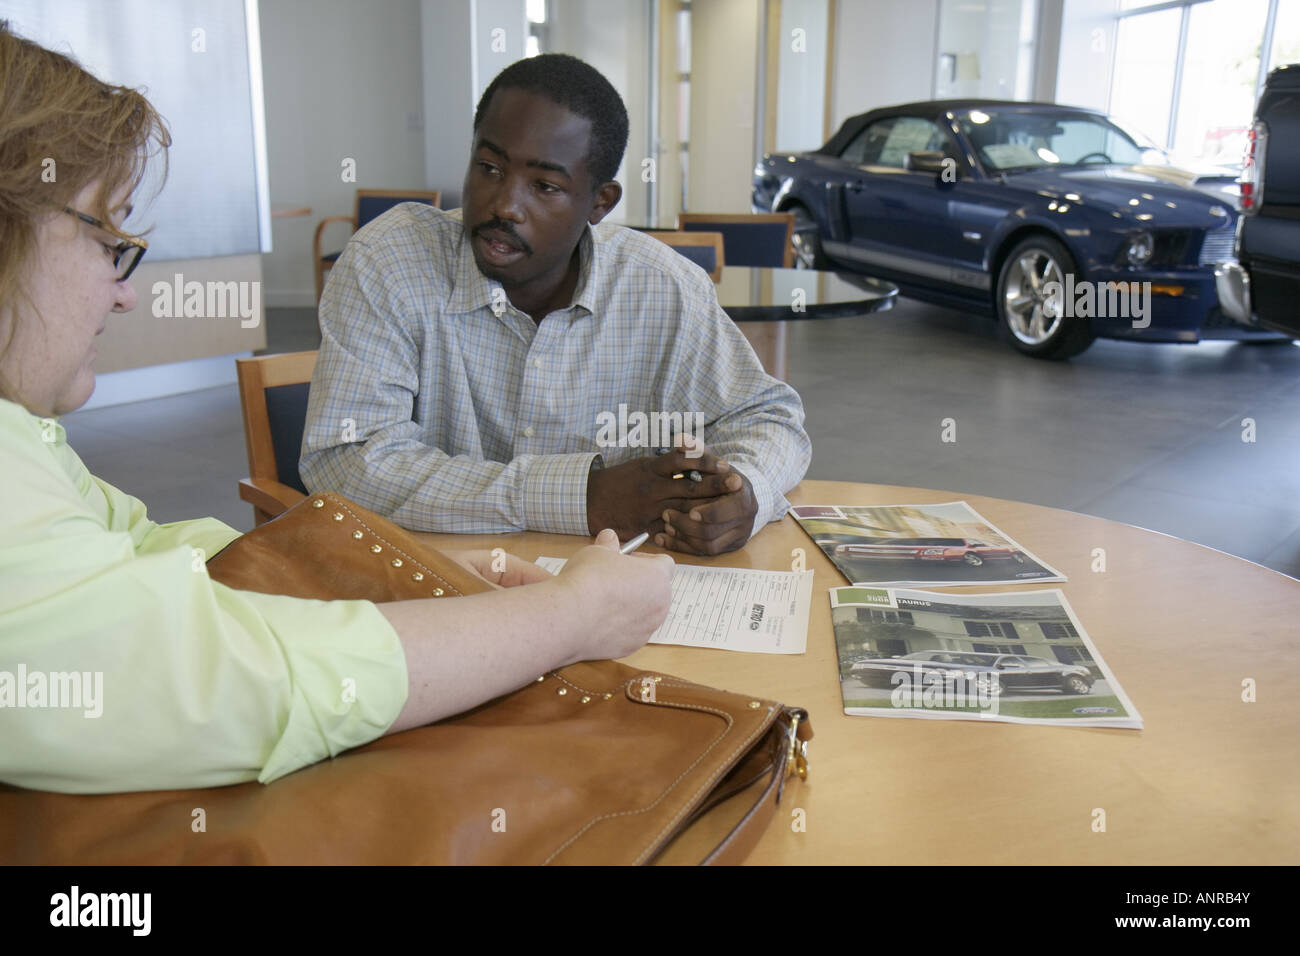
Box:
[63,207,149,281]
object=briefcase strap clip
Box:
[785,708,810,781]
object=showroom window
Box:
[1108,0,1298,165]
[935,0,1038,100]
[526,0,547,57]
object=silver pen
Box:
[620,531,650,554]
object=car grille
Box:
[1198,227,1236,265]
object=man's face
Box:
[463,87,616,290]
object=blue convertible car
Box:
[752,100,1288,358]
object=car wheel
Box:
[963,552,984,567]
[1064,675,1091,695]
[789,206,829,270]
[996,235,1096,359]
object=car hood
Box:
[1002,165,1240,228]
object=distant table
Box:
[271,206,313,219]
[413,480,1300,865]
[716,267,896,379]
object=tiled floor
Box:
[61,301,1300,580]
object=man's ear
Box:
[588,181,622,225]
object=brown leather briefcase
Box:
[0,493,811,864]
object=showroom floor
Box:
[61,300,1300,580]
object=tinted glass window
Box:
[875,117,950,168]
[841,117,949,166]
[840,119,895,165]
[959,110,1150,171]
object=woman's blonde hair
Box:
[0,20,170,400]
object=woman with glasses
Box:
[0,22,672,793]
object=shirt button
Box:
[523,426,535,438]
[532,359,542,369]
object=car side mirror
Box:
[906,150,954,176]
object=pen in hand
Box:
[620,531,650,555]
[655,447,702,484]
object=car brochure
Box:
[829,586,1141,729]
[791,502,1067,587]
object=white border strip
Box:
[81,353,251,410]
[246,0,272,253]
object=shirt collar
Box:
[446,218,601,320]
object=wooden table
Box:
[416,480,1300,865]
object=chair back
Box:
[355,189,442,230]
[263,383,311,494]
[678,212,795,268]
[235,351,318,523]
[644,231,725,283]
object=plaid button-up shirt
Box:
[300,205,810,536]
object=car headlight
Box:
[1126,231,1154,267]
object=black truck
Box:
[1217,64,1300,338]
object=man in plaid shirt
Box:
[301,54,809,555]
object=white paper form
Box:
[535,558,814,654]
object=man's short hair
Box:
[473,54,629,189]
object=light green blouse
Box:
[0,398,408,793]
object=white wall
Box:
[829,0,938,130]
[548,0,653,224]
[776,0,831,152]
[259,0,428,306]
[422,0,473,207]
[471,0,528,104]
[1055,0,1120,111]
[689,0,762,213]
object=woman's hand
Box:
[553,529,675,660]
[382,529,674,734]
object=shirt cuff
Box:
[730,461,787,542]
[256,597,408,784]
[518,453,601,536]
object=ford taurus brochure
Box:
[829,587,1141,729]
[791,502,1067,587]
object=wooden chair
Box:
[235,351,318,525]
[314,189,441,301]
[644,230,725,283]
[677,212,796,268]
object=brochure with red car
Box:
[791,501,1067,587]
[829,586,1142,729]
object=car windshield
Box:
[958,109,1158,173]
